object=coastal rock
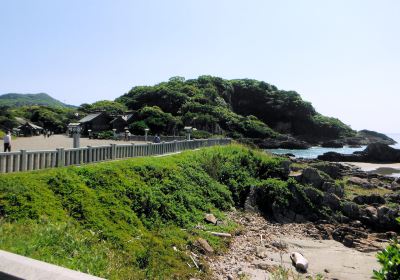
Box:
[303,187,323,205]
[322,193,341,211]
[321,181,344,198]
[353,194,385,205]
[342,202,360,219]
[301,168,326,188]
[311,162,342,179]
[321,140,344,148]
[259,136,311,149]
[377,206,399,230]
[318,143,400,163]
[347,177,373,189]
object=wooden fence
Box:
[0,138,231,174]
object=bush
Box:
[96,130,114,139]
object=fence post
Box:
[56,148,64,167]
[20,150,27,172]
[111,144,116,160]
[87,146,93,162]
[131,143,135,157]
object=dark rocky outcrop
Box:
[257,136,311,149]
[318,143,400,163]
[321,140,344,148]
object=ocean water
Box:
[266,133,400,159]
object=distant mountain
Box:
[0,93,75,108]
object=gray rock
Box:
[256,246,268,259]
[364,206,378,218]
[196,238,214,254]
[204,213,217,224]
[303,187,323,205]
[301,168,326,188]
[323,193,341,211]
[342,202,360,219]
[321,182,344,198]
[353,194,386,205]
[347,177,373,189]
[311,162,342,179]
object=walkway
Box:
[3,135,146,151]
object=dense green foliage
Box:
[79,100,128,115]
[0,93,73,108]
[0,105,79,133]
[14,106,79,133]
[128,106,182,135]
[373,218,400,280]
[117,76,355,140]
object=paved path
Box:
[2,135,147,151]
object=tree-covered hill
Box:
[116,76,355,144]
[0,93,75,108]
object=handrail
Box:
[0,249,105,280]
[0,138,231,173]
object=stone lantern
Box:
[68,123,81,148]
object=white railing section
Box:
[0,138,231,173]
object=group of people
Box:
[43,129,53,138]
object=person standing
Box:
[3,131,12,152]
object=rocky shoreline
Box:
[242,129,397,150]
[204,155,399,280]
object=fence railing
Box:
[117,135,186,142]
[0,138,231,174]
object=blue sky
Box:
[1,0,399,132]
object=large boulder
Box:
[311,162,343,179]
[353,194,386,205]
[342,202,360,219]
[347,177,373,189]
[321,140,344,148]
[321,181,344,198]
[318,143,400,163]
[301,168,328,188]
[322,193,341,211]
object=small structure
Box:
[78,112,113,135]
[68,123,81,148]
[17,122,43,137]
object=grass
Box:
[0,144,288,279]
[340,179,391,200]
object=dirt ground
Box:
[2,135,147,151]
[209,212,382,280]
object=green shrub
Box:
[96,130,115,139]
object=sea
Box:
[266,133,400,159]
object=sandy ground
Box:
[209,212,382,280]
[1,135,147,151]
[342,162,400,177]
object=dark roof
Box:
[18,122,43,130]
[110,114,133,123]
[78,113,102,123]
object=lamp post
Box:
[144,128,149,142]
[68,123,81,148]
[124,127,129,141]
[184,126,192,141]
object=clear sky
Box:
[1,0,399,132]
